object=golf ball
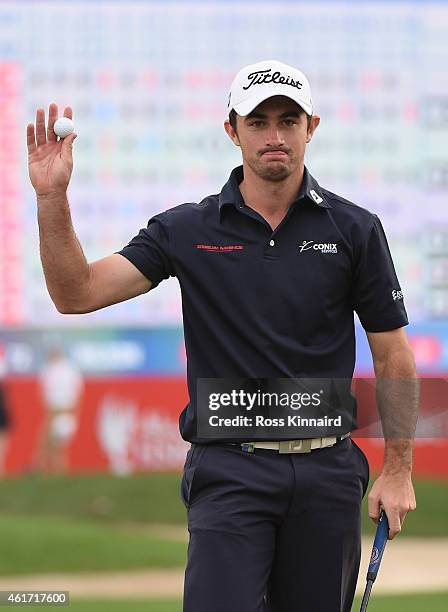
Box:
[54,117,74,138]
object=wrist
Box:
[36,191,67,202]
[382,465,412,478]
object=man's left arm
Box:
[366,327,419,540]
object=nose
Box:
[265,125,285,148]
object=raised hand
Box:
[27,103,77,198]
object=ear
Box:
[224,119,240,147]
[306,115,320,143]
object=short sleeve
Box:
[351,214,408,332]
[116,213,175,289]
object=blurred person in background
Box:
[0,346,11,478]
[36,347,83,474]
[27,60,418,611]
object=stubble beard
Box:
[245,155,294,183]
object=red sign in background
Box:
[2,376,448,479]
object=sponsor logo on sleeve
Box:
[392,289,404,301]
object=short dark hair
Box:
[229,107,313,133]
[229,108,238,131]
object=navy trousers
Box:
[181,437,370,612]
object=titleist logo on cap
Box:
[243,69,303,91]
[227,60,313,116]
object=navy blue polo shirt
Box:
[118,165,408,443]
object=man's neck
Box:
[238,163,305,224]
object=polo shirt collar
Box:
[218,165,331,220]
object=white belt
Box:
[233,432,351,454]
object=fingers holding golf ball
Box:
[54,117,75,139]
[45,103,74,142]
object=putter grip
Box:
[367,509,389,582]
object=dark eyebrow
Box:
[245,110,302,121]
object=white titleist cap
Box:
[227,59,313,117]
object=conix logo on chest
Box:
[299,240,338,254]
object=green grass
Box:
[355,591,448,611]
[0,473,447,537]
[0,473,186,524]
[0,515,187,575]
[24,592,448,612]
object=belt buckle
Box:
[241,443,255,453]
[279,439,312,454]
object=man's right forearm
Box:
[37,192,90,313]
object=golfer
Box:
[27,60,418,611]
